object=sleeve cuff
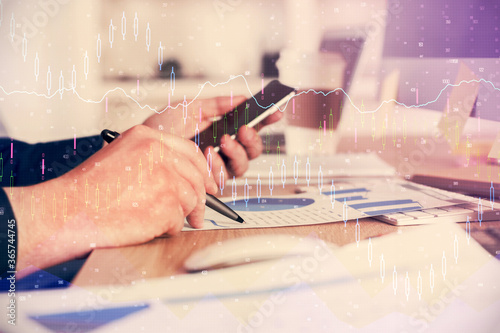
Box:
[0,188,17,279]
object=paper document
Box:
[184,178,474,231]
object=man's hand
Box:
[142,96,283,181]
[11,125,217,273]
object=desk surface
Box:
[73,217,398,286]
[73,191,500,288]
[73,131,500,287]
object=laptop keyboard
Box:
[374,202,500,226]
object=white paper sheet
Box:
[184,178,474,231]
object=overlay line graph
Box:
[0,75,499,116]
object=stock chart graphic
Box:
[1,1,500,332]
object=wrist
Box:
[9,177,95,273]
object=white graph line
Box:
[0,75,498,116]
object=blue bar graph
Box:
[335,196,366,202]
[31,304,149,333]
[364,206,423,216]
[322,188,369,196]
[350,199,416,210]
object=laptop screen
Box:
[382,0,500,123]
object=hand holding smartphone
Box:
[194,80,296,153]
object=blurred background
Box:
[0,0,388,142]
[1,0,499,157]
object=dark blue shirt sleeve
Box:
[0,136,103,186]
[0,136,103,278]
[0,188,16,282]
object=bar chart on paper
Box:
[319,187,423,216]
[182,178,476,231]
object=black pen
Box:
[101,129,245,223]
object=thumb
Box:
[202,95,247,120]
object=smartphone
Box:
[194,80,296,153]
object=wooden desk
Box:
[73,217,400,287]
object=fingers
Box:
[170,153,212,229]
[126,125,217,194]
[261,108,284,126]
[172,153,208,205]
[186,205,206,230]
[167,135,217,194]
[208,128,263,178]
[217,95,247,112]
[236,127,263,160]
[210,128,263,178]
[123,126,214,191]
[205,146,228,187]
[173,177,205,230]
[162,198,186,235]
[201,95,247,120]
[123,125,215,229]
[219,134,249,177]
[166,140,220,229]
